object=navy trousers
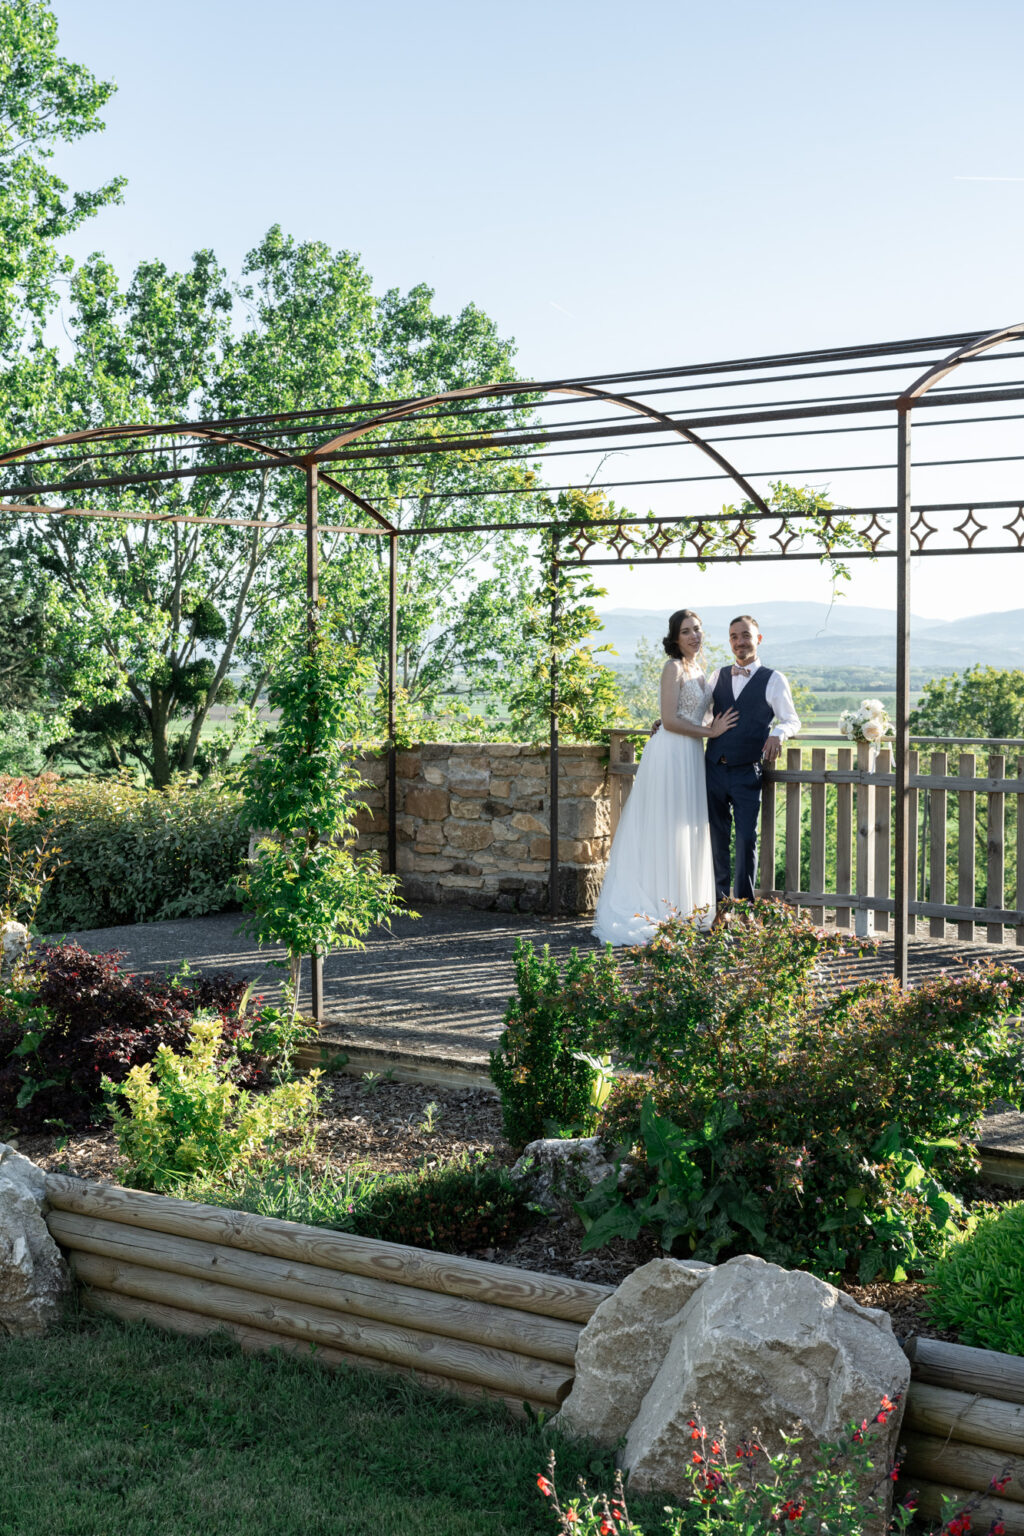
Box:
[705,757,763,902]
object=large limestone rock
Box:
[557,1258,713,1447]
[0,1143,70,1336]
[625,1254,909,1525]
[559,1253,909,1532]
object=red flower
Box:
[564,1512,578,1526]
[536,1475,554,1496]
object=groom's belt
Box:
[712,754,763,766]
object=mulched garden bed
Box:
[8,1073,1003,1347]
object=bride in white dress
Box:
[592,608,737,946]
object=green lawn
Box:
[0,1309,661,1536]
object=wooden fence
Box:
[44,1174,610,1417]
[608,731,1024,943]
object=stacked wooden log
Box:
[44,1175,611,1416]
[901,1337,1024,1534]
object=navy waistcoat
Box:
[710,666,775,765]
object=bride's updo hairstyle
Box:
[663,608,702,660]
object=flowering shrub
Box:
[538,901,1024,1279]
[490,938,627,1146]
[0,942,274,1131]
[107,1018,321,1192]
[534,1397,1011,1534]
[838,698,895,745]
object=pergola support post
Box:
[306,462,324,1022]
[893,410,912,985]
[388,532,398,875]
[549,540,560,920]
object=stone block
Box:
[412,854,454,873]
[414,822,445,849]
[510,794,544,813]
[450,860,483,877]
[484,743,523,758]
[395,751,421,778]
[511,811,546,834]
[450,796,482,820]
[421,743,450,760]
[423,766,446,786]
[404,787,449,821]
[439,873,484,890]
[1,922,29,976]
[396,845,416,872]
[449,767,490,798]
[357,756,387,786]
[443,820,495,852]
[0,1144,70,1336]
[490,822,522,843]
[488,780,512,799]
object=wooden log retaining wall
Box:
[44,1175,611,1416]
[899,1337,1024,1533]
[42,1176,1024,1518]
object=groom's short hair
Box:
[730,613,759,629]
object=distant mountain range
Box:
[595,602,1023,675]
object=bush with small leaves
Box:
[107,1017,321,1192]
[925,1200,1024,1357]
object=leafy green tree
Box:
[0,0,124,358]
[5,230,538,782]
[0,546,50,771]
[240,622,404,1021]
[909,665,1024,742]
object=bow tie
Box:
[731,665,752,678]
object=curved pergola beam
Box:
[307,380,773,517]
[0,422,398,533]
[898,321,1024,407]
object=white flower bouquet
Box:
[837,698,895,745]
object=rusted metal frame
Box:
[899,322,1024,405]
[549,538,561,919]
[313,381,1024,469]
[0,500,384,536]
[893,409,912,983]
[305,463,325,1023]
[9,380,1024,505]
[310,384,773,518]
[388,533,398,876]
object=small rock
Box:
[0,921,29,976]
[510,1136,624,1216]
[0,1143,71,1337]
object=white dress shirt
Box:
[706,657,801,741]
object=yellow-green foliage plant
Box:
[107,1016,320,1192]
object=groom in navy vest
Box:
[706,615,801,902]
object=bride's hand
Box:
[707,708,738,739]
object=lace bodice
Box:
[675,672,712,726]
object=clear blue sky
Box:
[48,0,1024,626]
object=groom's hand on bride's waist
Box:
[649,718,661,737]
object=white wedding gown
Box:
[592,672,716,945]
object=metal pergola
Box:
[3,321,1024,998]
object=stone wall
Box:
[353,743,610,915]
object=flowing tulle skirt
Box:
[591,728,715,945]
